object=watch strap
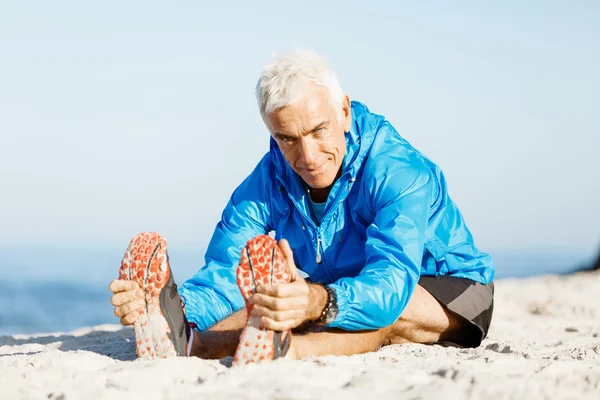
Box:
[315,284,338,325]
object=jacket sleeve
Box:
[327,166,433,331]
[179,160,271,331]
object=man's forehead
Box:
[269,105,327,135]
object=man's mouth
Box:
[304,162,326,174]
[305,164,324,175]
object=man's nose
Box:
[298,138,317,165]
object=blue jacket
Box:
[180,101,494,332]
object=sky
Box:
[0,1,598,260]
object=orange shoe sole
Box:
[119,232,179,359]
[232,235,291,366]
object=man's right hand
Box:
[109,280,144,326]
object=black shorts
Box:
[419,275,494,348]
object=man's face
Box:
[266,87,352,190]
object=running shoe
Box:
[232,235,292,366]
[119,232,190,359]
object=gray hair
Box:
[256,49,345,123]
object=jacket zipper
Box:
[316,233,322,264]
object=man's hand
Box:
[108,280,144,326]
[251,239,328,331]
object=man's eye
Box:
[313,128,327,138]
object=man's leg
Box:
[189,309,247,359]
[188,279,492,360]
[289,284,466,359]
[188,284,464,360]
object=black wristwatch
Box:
[315,284,338,325]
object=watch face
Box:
[324,307,337,324]
[323,286,338,324]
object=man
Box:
[109,50,494,364]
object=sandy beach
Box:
[2,271,599,400]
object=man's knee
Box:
[383,285,463,345]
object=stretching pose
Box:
[109,50,494,365]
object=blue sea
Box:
[0,244,593,336]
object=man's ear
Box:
[341,95,352,132]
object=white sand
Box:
[2,271,599,400]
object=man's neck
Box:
[308,186,330,204]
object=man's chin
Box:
[301,175,335,190]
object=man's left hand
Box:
[250,239,327,331]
